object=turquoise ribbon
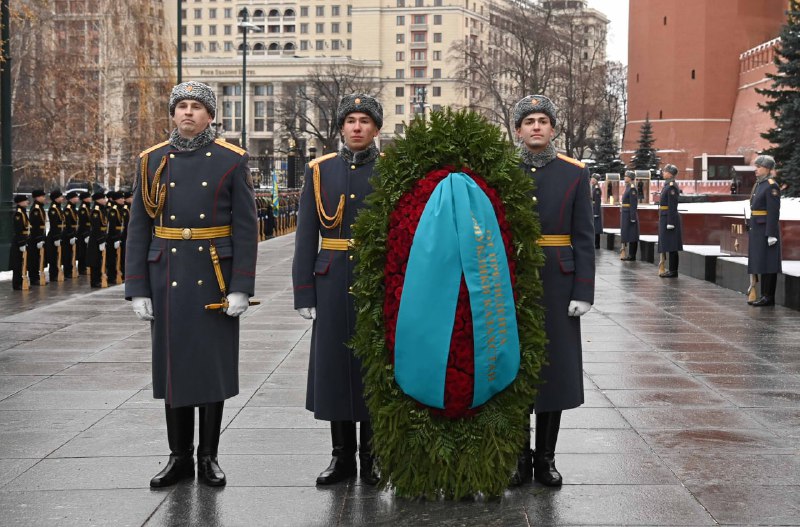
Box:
[394,172,520,409]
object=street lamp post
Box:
[177,0,183,83]
[238,12,263,151]
[413,87,427,121]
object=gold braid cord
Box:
[313,162,345,230]
[141,153,167,219]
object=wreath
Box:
[351,109,547,499]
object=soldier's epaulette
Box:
[308,152,338,168]
[214,138,246,156]
[556,153,585,168]
[139,140,170,158]
[768,178,776,185]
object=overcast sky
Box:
[587,0,629,64]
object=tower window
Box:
[691,69,696,79]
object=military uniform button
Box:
[169,154,175,159]
[350,194,356,199]
[350,165,356,169]
[198,246,204,252]
[171,248,177,253]
[170,215,176,220]
[171,281,178,287]
[532,196,538,202]
[348,286,353,292]
[206,152,212,157]
[169,182,175,188]
[197,280,203,285]
[349,255,354,261]
[199,213,205,219]
[531,167,536,172]
[202,182,208,187]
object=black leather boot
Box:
[316,421,357,485]
[150,404,195,488]
[197,401,226,486]
[509,413,532,486]
[533,411,563,487]
[358,420,380,485]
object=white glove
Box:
[99,242,106,252]
[568,300,591,317]
[114,241,120,249]
[297,307,317,320]
[667,224,675,230]
[631,219,637,223]
[54,239,61,247]
[768,236,777,246]
[132,297,154,321]
[19,245,26,253]
[593,214,599,218]
[84,236,89,244]
[36,241,44,249]
[69,238,76,245]
[224,292,249,317]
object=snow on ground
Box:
[672,197,800,219]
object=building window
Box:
[224,25,232,35]
[209,41,218,52]
[395,104,404,114]
[347,39,351,49]
[332,5,340,16]
[331,39,340,50]
[395,123,405,134]
[412,50,425,60]
[413,14,426,24]
[209,8,217,18]
[433,32,442,43]
[300,6,308,16]
[432,86,441,96]
[412,68,425,78]
[396,51,405,61]
[396,68,405,79]
[663,16,667,25]
[432,50,441,60]
[434,0,442,5]
[432,68,441,78]
[347,22,352,33]
[301,23,308,33]
[194,8,202,18]
[412,32,426,42]
[416,0,423,5]
[254,83,273,96]
[396,86,404,97]
[300,40,309,50]
[222,84,241,96]
[181,25,187,36]
[254,101,265,131]
[316,40,324,50]
[397,0,405,6]
[224,8,232,18]
[348,5,352,15]
[194,25,202,36]
[691,69,696,79]
[209,25,217,35]
[316,5,325,16]
[432,104,442,112]
[397,16,405,26]
[194,42,203,52]
[224,41,233,51]
[222,100,242,132]
[434,14,442,25]
[396,33,405,44]
[332,22,340,33]
[316,23,324,33]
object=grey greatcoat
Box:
[293,152,375,422]
[125,138,258,408]
[522,154,596,413]
[620,183,640,243]
[591,183,603,233]
[658,179,683,253]
[747,177,782,274]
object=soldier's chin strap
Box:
[204,243,260,311]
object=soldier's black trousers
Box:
[668,251,679,272]
[760,273,777,298]
[629,242,639,258]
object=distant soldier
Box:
[77,191,92,275]
[590,175,602,249]
[46,190,66,282]
[10,195,31,290]
[620,171,640,261]
[106,191,125,284]
[747,155,781,306]
[62,191,80,278]
[88,191,109,288]
[657,164,682,277]
[121,191,132,276]
[27,189,47,286]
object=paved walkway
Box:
[0,235,798,526]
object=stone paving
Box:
[0,234,799,526]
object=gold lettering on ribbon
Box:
[472,212,508,385]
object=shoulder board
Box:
[768,178,776,185]
[308,152,338,168]
[214,138,246,155]
[139,140,170,158]
[556,153,585,168]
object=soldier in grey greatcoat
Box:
[620,171,640,261]
[511,95,595,487]
[125,81,258,488]
[747,155,781,306]
[657,164,683,277]
[293,94,383,486]
[591,176,603,249]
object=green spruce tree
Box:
[594,116,625,176]
[630,115,661,174]
[758,0,800,197]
